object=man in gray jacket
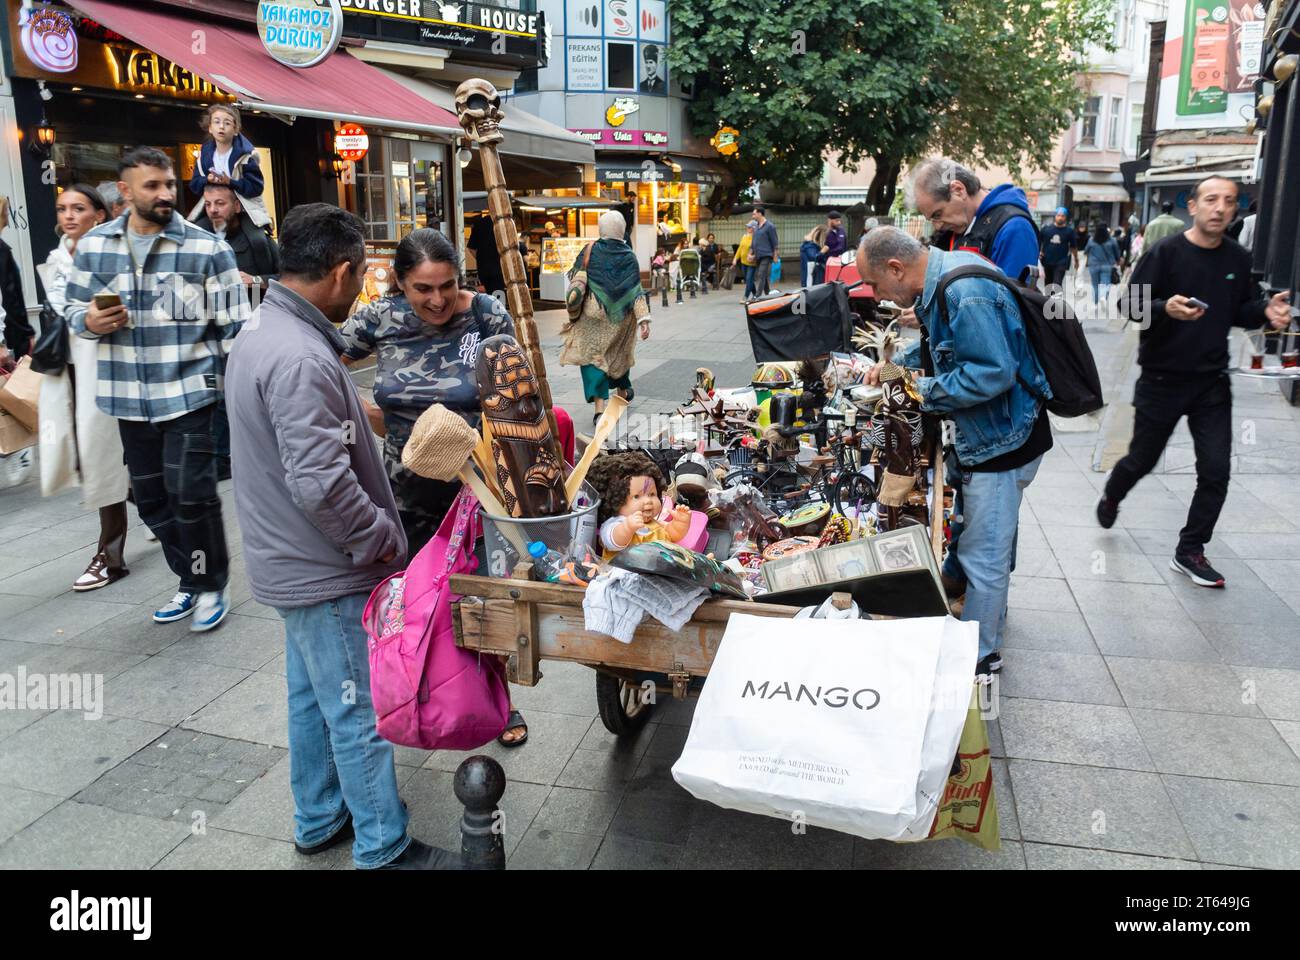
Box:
[225,203,457,870]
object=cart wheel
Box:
[595,671,654,736]
[833,470,877,515]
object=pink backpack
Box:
[364,489,510,750]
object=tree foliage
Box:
[668,0,1117,211]
[667,0,951,208]
[928,0,1118,176]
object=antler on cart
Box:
[454,79,562,446]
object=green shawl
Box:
[572,237,644,322]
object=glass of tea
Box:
[1250,354,1264,370]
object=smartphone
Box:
[1187,297,1210,310]
[93,292,131,329]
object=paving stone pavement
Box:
[3,270,1300,870]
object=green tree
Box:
[667,0,952,211]
[669,0,1116,213]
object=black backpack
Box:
[935,264,1104,418]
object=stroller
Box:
[677,246,702,298]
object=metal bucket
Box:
[479,480,601,578]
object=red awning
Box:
[65,0,461,135]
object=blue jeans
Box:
[952,455,1043,660]
[1088,265,1111,304]
[278,592,411,868]
[742,265,757,299]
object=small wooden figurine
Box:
[475,334,569,518]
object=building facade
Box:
[507,0,729,269]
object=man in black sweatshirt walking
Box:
[1097,176,1292,587]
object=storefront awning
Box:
[667,155,731,186]
[65,0,461,135]
[514,196,616,210]
[1066,184,1131,203]
[595,155,729,185]
[376,71,595,166]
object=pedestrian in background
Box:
[65,146,247,632]
[1038,207,1077,290]
[1098,176,1292,588]
[1084,223,1121,309]
[816,210,846,285]
[188,104,265,218]
[96,181,127,219]
[750,205,779,298]
[800,224,827,287]
[699,232,720,288]
[560,210,650,425]
[1142,201,1186,251]
[735,220,757,301]
[0,198,32,359]
[193,185,279,294]
[226,203,459,870]
[36,184,132,592]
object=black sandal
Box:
[497,709,528,748]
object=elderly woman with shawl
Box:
[561,210,651,425]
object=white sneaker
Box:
[191,588,230,633]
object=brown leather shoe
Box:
[73,552,130,592]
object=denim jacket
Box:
[898,249,1051,465]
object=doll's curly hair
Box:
[587,452,665,526]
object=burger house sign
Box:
[338,0,546,65]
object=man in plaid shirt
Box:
[66,146,249,632]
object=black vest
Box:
[920,201,1036,374]
[938,202,1037,280]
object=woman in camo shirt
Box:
[341,229,514,554]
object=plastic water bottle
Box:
[527,541,565,583]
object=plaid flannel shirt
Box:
[65,212,249,422]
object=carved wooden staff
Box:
[454,79,561,446]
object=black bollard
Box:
[689,280,696,299]
[455,755,506,870]
[660,282,669,308]
[676,277,684,304]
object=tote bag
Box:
[672,613,977,841]
[364,488,511,750]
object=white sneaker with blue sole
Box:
[154,591,197,623]
[190,588,230,633]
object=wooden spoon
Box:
[565,393,628,502]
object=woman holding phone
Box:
[37,184,132,591]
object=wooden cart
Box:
[451,436,949,735]
[451,570,802,734]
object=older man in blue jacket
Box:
[858,227,1053,680]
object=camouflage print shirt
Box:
[340,291,515,453]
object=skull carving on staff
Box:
[454,79,505,145]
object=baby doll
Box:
[588,452,692,561]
